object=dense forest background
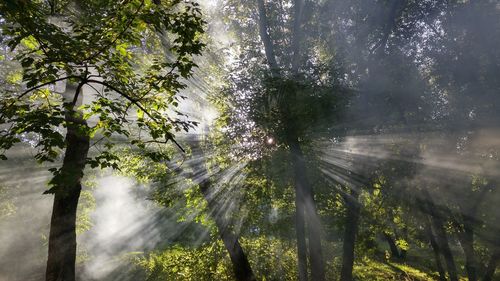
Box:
[1,0,500,280]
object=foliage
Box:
[0,0,205,183]
[130,238,443,281]
[134,241,233,281]
[1,0,500,280]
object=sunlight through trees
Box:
[1,0,500,281]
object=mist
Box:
[1,0,500,281]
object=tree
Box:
[0,1,204,280]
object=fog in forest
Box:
[1,0,500,281]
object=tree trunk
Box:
[372,0,406,55]
[45,110,90,281]
[400,247,407,260]
[291,0,305,74]
[456,186,487,281]
[257,0,279,75]
[482,249,500,281]
[457,223,477,281]
[256,1,325,279]
[295,184,308,281]
[339,190,360,281]
[216,221,256,281]
[424,216,447,281]
[432,212,458,281]
[199,180,256,281]
[290,138,326,281]
[383,232,401,259]
[421,189,459,281]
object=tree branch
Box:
[0,75,82,121]
[80,0,145,63]
[19,75,81,100]
[70,81,86,106]
[86,79,186,153]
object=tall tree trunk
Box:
[257,0,279,75]
[424,216,447,281]
[290,138,326,281]
[456,186,487,281]
[199,179,256,281]
[339,190,360,281]
[45,108,90,281]
[457,222,477,281]
[290,0,305,74]
[421,189,459,281]
[256,1,325,279]
[295,181,308,281]
[431,209,459,281]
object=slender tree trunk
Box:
[424,216,447,281]
[290,138,326,281]
[306,200,326,281]
[421,190,459,281]
[257,0,279,75]
[482,249,500,281]
[199,180,256,281]
[383,232,401,259]
[456,187,487,281]
[295,182,308,281]
[432,213,458,281]
[256,1,325,279]
[290,0,305,73]
[383,232,408,260]
[339,190,360,281]
[45,109,90,281]
[215,219,255,281]
[457,223,477,281]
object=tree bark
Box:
[424,216,447,281]
[289,138,326,281]
[291,0,305,74]
[45,108,90,281]
[199,179,256,281]
[257,0,279,76]
[295,180,308,281]
[457,222,477,281]
[455,186,488,281]
[421,189,459,281]
[383,232,401,259]
[339,190,360,281]
[431,209,459,281]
